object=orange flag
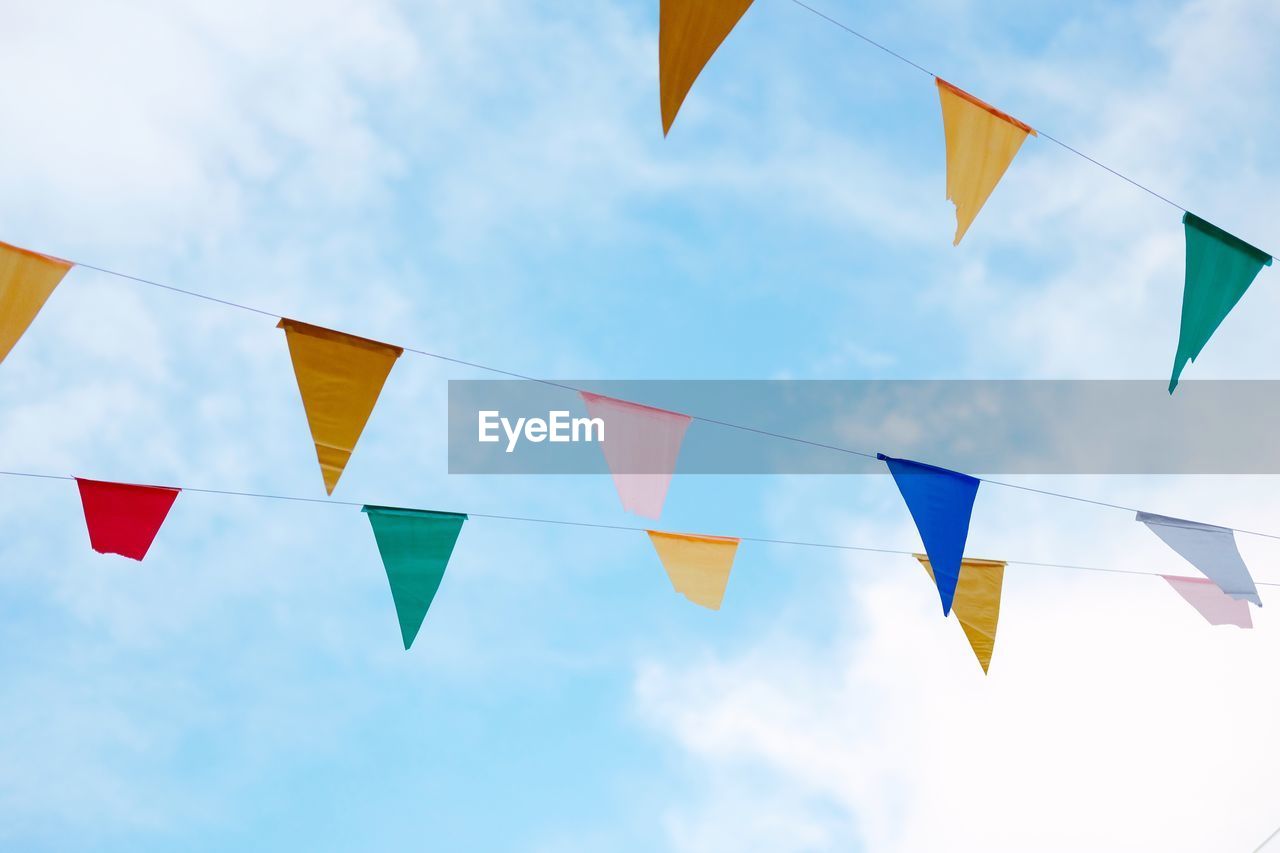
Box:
[936,78,1035,245]
[277,318,403,494]
[915,553,1005,674]
[0,241,73,364]
[647,530,740,610]
[659,0,755,135]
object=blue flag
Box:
[879,454,980,615]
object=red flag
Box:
[75,478,180,561]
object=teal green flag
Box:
[362,505,468,649]
[1170,213,1272,392]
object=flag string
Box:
[48,255,1280,542]
[783,0,1277,254]
[12,7,1277,542]
[3,468,1277,588]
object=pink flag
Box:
[580,392,691,519]
[1162,575,1253,628]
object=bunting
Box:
[1163,575,1253,628]
[278,319,403,495]
[1168,213,1272,392]
[580,392,691,519]
[5,467,1280,657]
[363,506,467,650]
[0,241,73,365]
[5,0,1280,676]
[659,0,755,135]
[75,477,180,561]
[915,554,1005,673]
[647,530,740,610]
[1138,511,1261,606]
[880,454,980,616]
[936,78,1035,245]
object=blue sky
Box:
[3,1,1280,850]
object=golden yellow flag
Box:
[647,530,740,610]
[277,318,403,494]
[936,78,1035,245]
[659,0,754,135]
[915,553,1005,674]
[0,242,72,364]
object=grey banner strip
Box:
[448,380,1280,475]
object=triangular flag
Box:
[880,453,980,616]
[915,554,1005,674]
[0,241,73,364]
[580,392,691,519]
[1168,213,1272,392]
[1162,575,1253,628]
[278,319,403,494]
[659,0,755,135]
[936,78,1036,245]
[1138,511,1261,606]
[647,530,740,610]
[75,477,180,561]
[362,506,467,650]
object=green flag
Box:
[362,505,468,649]
[1170,213,1272,392]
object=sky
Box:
[2,0,1280,850]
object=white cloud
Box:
[0,0,418,253]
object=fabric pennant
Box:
[278,319,403,495]
[659,0,755,135]
[75,477,180,561]
[1168,213,1272,392]
[647,530,740,610]
[363,506,467,650]
[880,453,980,616]
[0,241,73,365]
[580,392,691,519]
[936,78,1036,245]
[915,554,1005,674]
[1162,575,1253,628]
[1138,511,1261,606]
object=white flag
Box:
[1138,511,1261,606]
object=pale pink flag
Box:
[1162,575,1253,628]
[580,391,691,519]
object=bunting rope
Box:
[4,12,1274,658]
[3,467,1277,589]
[783,0,1277,255]
[26,255,1280,543]
[1,9,1271,667]
[1253,823,1280,853]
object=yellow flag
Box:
[936,78,1035,245]
[277,318,403,494]
[659,0,754,135]
[647,530,740,610]
[915,553,1005,674]
[0,241,72,364]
